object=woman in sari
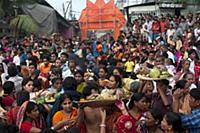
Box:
[175,60,191,81]
[115,93,150,133]
[47,93,78,132]
[16,101,45,133]
[7,90,30,125]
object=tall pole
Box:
[70,0,72,20]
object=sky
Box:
[46,0,111,19]
[45,0,90,19]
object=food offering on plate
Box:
[45,93,57,103]
[79,89,132,107]
[137,65,172,80]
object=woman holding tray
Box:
[115,93,150,133]
[47,93,78,132]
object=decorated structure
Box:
[79,0,126,41]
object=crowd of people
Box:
[0,12,199,133]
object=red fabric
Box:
[78,124,86,133]
[7,106,20,125]
[116,114,141,133]
[194,64,200,82]
[20,121,32,133]
[1,96,14,107]
[152,23,160,33]
[160,21,166,32]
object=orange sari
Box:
[52,108,78,125]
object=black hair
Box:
[50,67,62,78]
[183,72,193,79]
[0,124,19,133]
[16,90,30,106]
[128,93,145,109]
[68,59,76,65]
[25,101,37,114]
[165,112,182,133]
[51,77,62,85]
[175,80,187,89]
[7,63,18,77]
[51,52,58,57]
[160,79,169,87]
[40,128,56,133]
[190,88,200,100]
[28,62,37,69]
[67,127,80,133]
[99,66,108,74]
[22,77,33,88]
[59,93,72,106]
[149,108,164,125]
[60,52,68,58]
[0,63,5,73]
[42,55,50,61]
[46,93,72,127]
[130,81,140,93]
[189,49,197,56]
[113,67,124,76]
[99,60,107,66]
[82,81,99,99]
[33,79,42,88]
[110,75,122,88]
[74,70,84,77]
[63,77,77,91]
[2,81,14,94]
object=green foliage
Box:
[10,15,38,34]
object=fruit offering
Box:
[137,65,171,80]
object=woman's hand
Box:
[115,100,128,115]
[100,108,106,124]
[173,88,183,100]
[115,100,125,110]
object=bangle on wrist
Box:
[51,127,55,130]
[100,124,106,127]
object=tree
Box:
[10,15,38,35]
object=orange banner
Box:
[79,0,126,41]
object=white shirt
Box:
[188,58,195,74]
[167,51,175,64]
[13,55,20,66]
[166,29,176,41]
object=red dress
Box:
[20,121,33,133]
[116,113,142,133]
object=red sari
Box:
[116,113,142,133]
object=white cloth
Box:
[7,76,23,93]
[167,51,175,63]
[13,55,20,66]
[189,83,197,90]
[188,58,195,74]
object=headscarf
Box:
[16,101,29,129]
[16,101,45,130]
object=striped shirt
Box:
[181,108,200,133]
